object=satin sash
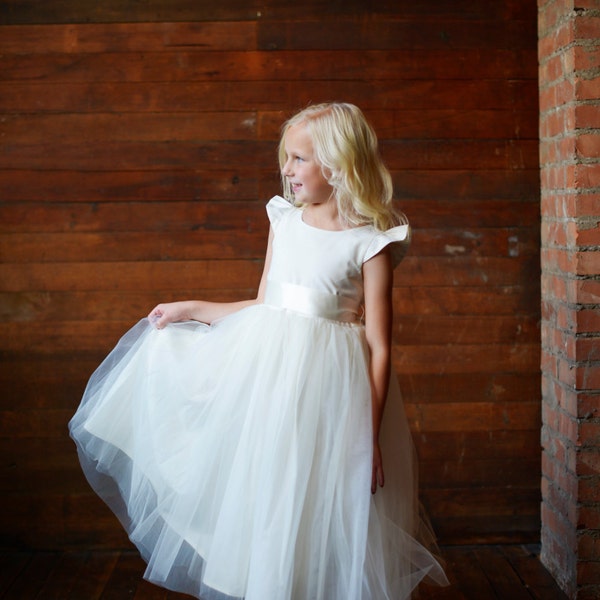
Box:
[264,281,361,323]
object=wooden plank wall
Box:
[0,0,540,549]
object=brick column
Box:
[539,1,600,598]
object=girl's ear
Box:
[321,166,334,182]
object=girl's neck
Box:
[302,199,345,231]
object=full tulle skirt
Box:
[69,304,447,599]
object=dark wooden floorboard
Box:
[2,553,61,599]
[498,545,567,600]
[68,552,120,600]
[0,545,568,599]
[472,546,534,600]
[434,546,497,599]
[99,552,146,600]
[0,552,30,596]
[35,552,90,600]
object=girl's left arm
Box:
[363,248,394,494]
[148,228,275,328]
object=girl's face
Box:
[281,124,333,205]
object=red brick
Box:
[575,104,600,129]
[542,447,557,476]
[542,523,575,567]
[579,476,600,503]
[543,398,561,431]
[538,0,569,37]
[542,246,578,274]
[539,86,554,116]
[541,219,582,249]
[577,76,600,101]
[578,308,600,334]
[562,328,577,357]
[556,382,579,417]
[577,584,600,600]
[578,559,600,585]
[540,101,576,136]
[576,223,600,247]
[541,192,599,218]
[539,20,575,61]
[542,433,554,463]
[541,271,569,302]
[575,163,600,190]
[576,133,600,161]
[566,278,580,304]
[578,533,600,561]
[540,135,576,164]
[556,303,576,332]
[558,135,577,162]
[539,52,568,85]
[546,434,578,475]
[541,320,554,348]
[577,449,600,478]
[579,421,600,448]
[542,352,561,384]
[567,165,580,190]
[579,505,600,530]
[542,369,556,393]
[575,194,600,218]
[571,0,600,8]
[542,501,578,549]
[578,392,600,419]
[574,44,600,72]
[576,250,600,276]
[576,364,600,391]
[574,14,600,41]
[544,476,578,523]
[541,298,557,326]
[576,337,600,362]
[558,460,579,498]
[560,409,579,439]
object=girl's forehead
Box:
[284,124,313,148]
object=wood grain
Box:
[0,1,541,550]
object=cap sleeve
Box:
[266,195,294,231]
[364,224,411,268]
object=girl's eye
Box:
[295,156,304,162]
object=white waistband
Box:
[264,281,361,323]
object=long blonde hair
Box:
[278,102,406,231]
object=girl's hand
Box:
[371,442,385,494]
[147,301,192,329]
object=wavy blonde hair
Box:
[278,102,406,231]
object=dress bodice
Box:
[264,196,410,322]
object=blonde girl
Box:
[70,102,447,599]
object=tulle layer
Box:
[69,305,447,599]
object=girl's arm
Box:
[363,248,394,494]
[148,228,275,328]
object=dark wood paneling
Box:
[0,50,537,82]
[0,0,537,26]
[0,80,538,113]
[0,0,540,549]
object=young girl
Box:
[69,102,448,599]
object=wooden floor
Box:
[0,545,567,599]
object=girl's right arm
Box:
[148,227,275,329]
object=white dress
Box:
[69,195,448,600]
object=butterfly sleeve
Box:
[363,224,411,268]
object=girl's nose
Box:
[282,158,293,177]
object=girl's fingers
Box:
[148,307,164,328]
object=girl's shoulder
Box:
[266,195,297,230]
[363,222,411,268]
